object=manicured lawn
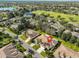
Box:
[20,34,26,40]
[32,10,79,23]
[40,51,47,57]
[32,44,40,50]
[0,38,11,48]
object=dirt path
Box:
[53,44,79,58]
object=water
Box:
[0,7,16,11]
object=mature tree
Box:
[75,38,79,47]
[69,36,77,44]
[61,30,72,41]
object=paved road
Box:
[18,36,43,58]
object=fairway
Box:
[32,10,79,23]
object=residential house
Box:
[0,43,24,58]
[35,34,59,50]
[10,23,20,30]
[25,29,41,39]
[71,32,79,39]
[24,12,32,18]
[47,21,65,36]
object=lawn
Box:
[0,38,11,48]
[20,34,26,40]
[15,42,26,53]
[40,51,47,57]
[32,44,40,50]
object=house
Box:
[35,34,58,50]
[61,30,72,41]
[24,12,32,18]
[67,22,79,31]
[25,29,41,39]
[74,28,79,32]
[0,43,24,58]
[10,23,20,30]
[41,21,65,36]
[71,32,79,39]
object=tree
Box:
[76,38,79,47]
[69,36,77,44]
[61,30,72,41]
[18,24,24,32]
[8,12,15,19]
[45,49,54,58]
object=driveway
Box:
[18,36,43,58]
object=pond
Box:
[0,7,16,11]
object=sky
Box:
[0,0,79,1]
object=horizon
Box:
[0,0,79,1]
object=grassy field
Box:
[32,10,79,23]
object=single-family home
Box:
[0,43,24,58]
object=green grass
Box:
[8,28,19,35]
[7,28,17,35]
[32,10,79,23]
[0,38,11,48]
[40,51,47,57]
[32,44,40,50]
[15,43,26,53]
[27,40,31,44]
[62,41,79,52]
[20,34,26,40]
